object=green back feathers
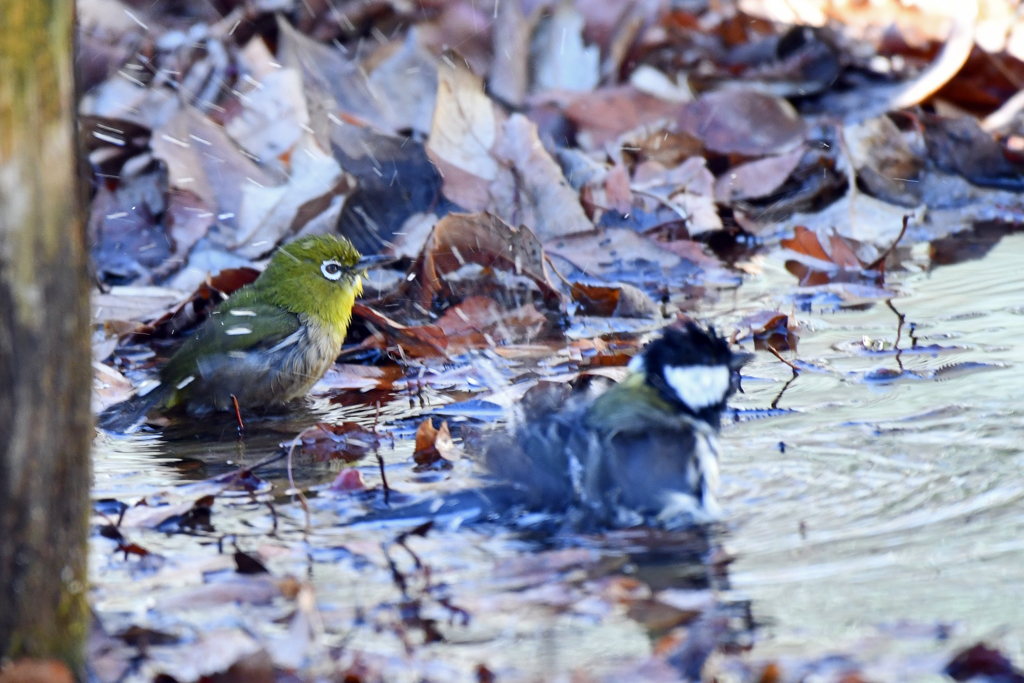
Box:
[253,235,364,336]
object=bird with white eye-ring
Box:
[321,259,344,280]
[97,235,387,432]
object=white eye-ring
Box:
[321,259,343,281]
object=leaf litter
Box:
[81,0,1024,680]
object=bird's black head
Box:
[634,322,753,428]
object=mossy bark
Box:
[0,0,91,673]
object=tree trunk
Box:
[0,0,91,672]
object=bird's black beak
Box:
[356,254,398,272]
[730,351,756,370]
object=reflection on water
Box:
[90,233,1024,678]
[716,233,1024,664]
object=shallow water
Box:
[90,232,1024,681]
[715,234,1024,668]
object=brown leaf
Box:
[330,469,367,492]
[546,228,681,276]
[736,311,798,352]
[150,107,275,239]
[529,2,600,93]
[275,17,389,131]
[561,86,682,150]
[714,148,805,203]
[842,115,923,206]
[426,55,591,240]
[571,283,658,318]
[604,164,633,214]
[351,304,449,358]
[366,29,439,135]
[92,361,135,414]
[828,233,863,269]
[626,599,702,633]
[780,226,831,262]
[413,419,456,470]
[435,296,550,348]
[155,190,214,280]
[678,90,804,157]
[489,0,533,106]
[223,62,309,165]
[119,496,213,531]
[233,136,344,259]
[234,550,269,575]
[946,642,1024,682]
[401,212,561,310]
[571,283,620,316]
[208,267,260,295]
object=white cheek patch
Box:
[663,364,731,409]
[321,259,343,281]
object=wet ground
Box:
[90,231,1024,682]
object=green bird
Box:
[100,235,382,432]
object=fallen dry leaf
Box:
[224,63,308,166]
[489,0,533,106]
[571,282,659,318]
[275,17,388,132]
[842,115,923,206]
[530,2,600,93]
[350,303,449,358]
[330,469,367,492]
[435,296,550,348]
[366,28,439,135]
[413,418,457,470]
[561,85,682,150]
[234,135,345,258]
[426,54,591,240]
[400,212,561,310]
[150,106,276,238]
[678,90,805,157]
[714,147,805,203]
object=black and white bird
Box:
[484,322,752,529]
[350,323,752,531]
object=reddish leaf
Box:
[413,419,456,471]
[351,303,449,358]
[781,226,831,262]
[330,469,367,492]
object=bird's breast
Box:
[277,319,346,401]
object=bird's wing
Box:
[161,291,302,387]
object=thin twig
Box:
[286,425,320,538]
[766,343,800,372]
[378,451,391,506]
[866,215,910,272]
[543,253,574,289]
[373,401,391,505]
[631,187,690,221]
[886,298,906,373]
[770,371,799,410]
[230,394,244,435]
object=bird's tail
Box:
[96,383,168,434]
